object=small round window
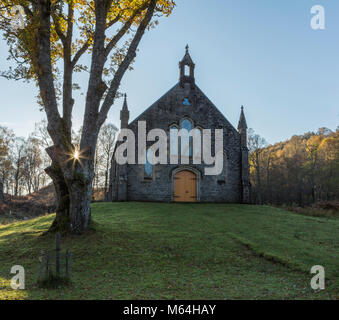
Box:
[182,98,191,106]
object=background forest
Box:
[248,127,339,208]
[0,121,117,200]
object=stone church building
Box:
[108,46,250,203]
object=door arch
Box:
[173,170,197,202]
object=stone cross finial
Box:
[185,44,189,53]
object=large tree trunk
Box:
[45,161,71,233]
[45,162,93,235]
[45,144,94,235]
[68,179,92,233]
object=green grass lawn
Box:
[0,203,338,300]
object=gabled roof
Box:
[128,82,239,136]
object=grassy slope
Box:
[0,203,338,300]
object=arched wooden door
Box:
[174,170,197,202]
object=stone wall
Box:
[109,82,247,203]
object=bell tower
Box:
[179,45,195,89]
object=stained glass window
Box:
[192,127,202,163]
[181,119,193,131]
[170,126,179,159]
[182,98,191,106]
[144,149,153,178]
[180,119,193,158]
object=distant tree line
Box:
[248,127,339,206]
[0,121,117,198]
[1,121,338,207]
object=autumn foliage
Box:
[0,0,176,234]
[249,127,339,207]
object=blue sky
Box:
[0,0,338,144]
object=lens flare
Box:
[66,147,86,168]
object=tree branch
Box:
[80,0,110,150]
[35,0,62,146]
[104,2,149,58]
[62,1,75,138]
[71,40,90,67]
[106,13,121,29]
[98,0,158,127]
[51,13,66,45]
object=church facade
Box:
[108,47,250,203]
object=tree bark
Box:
[45,160,70,234]
[68,178,92,233]
[14,169,19,196]
[45,145,94,234]
[45,164,93,234]
[0,180,4,201]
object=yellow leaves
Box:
[106,0,175,27]
[0,0,175,86]
[306,135,322,148]
[1,0,175,55]
[157,0,176,17]
[318,135,339,162]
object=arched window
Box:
[185,65,189,76]
[181,119,193,131]
[144,149,153,179]
[182,98,191,106]
[170,125,179,161]
[180,119,193,158]
[192,127,202,163]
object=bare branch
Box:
[106,13,121,29]
[98,0,158,126]
[71,40,90,67]
[104,2,149,57]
